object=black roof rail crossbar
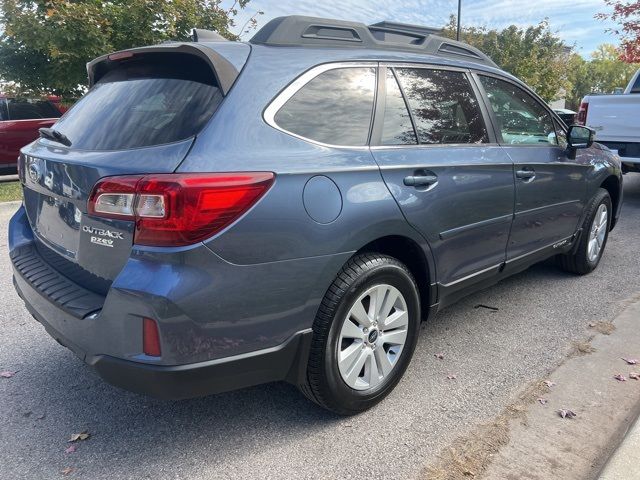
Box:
[250,15,497,68]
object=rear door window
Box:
[395,68,488,144]
[273,67,376,146]
[7,99,61,120]
[51,53,223,150]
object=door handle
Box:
[404,174,438,187]
[515,169,536,180]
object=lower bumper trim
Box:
[89,329,313,400]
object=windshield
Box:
[52,54,222,151]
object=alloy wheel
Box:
[337,284,409,391]
[587,203,608,263]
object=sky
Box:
[227,0,618,57]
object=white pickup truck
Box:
[578,68,640,173]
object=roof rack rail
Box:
[249,15,497,68]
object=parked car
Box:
[553,108,577,126]
[577,68,640,173]
[9,16,622,415]
[0,95,63,174]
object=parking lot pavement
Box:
[1,176,640,480]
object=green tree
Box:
[442,16,568,102]
[0,0,256,96]
[565,44,639,108]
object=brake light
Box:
[142,318,161,357]
[576,101,589,125]
[88,172,275,246]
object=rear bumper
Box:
[14,270,312,399]
[90,331,312,399]
[14,274,311,399]
[9,205,339,398]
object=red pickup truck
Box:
[0,95,64,174]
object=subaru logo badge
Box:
[27,157,42,183]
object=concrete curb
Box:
[598,415,640,479]
[479,298,640,480]
[0,201,21,215]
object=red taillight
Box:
[576,101,589,125]
[142,317,161,357]
[88,172,275,247]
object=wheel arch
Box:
[354,235,436,319]
[600,174,621,230]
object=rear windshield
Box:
[52,53,222,150]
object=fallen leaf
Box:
[622,358,639,365]
[543,380,555,388]
[0,371,16,378]
[537,398,548,405]
[630,372,640,380]
[434,353,445,360]
[558,409,577,419]
[614,374,627,382]
[61,467,74,476]
[447,374,457,380]
[65,445,76,454]
[68,431,90,443]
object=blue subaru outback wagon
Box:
[10,16,622,414]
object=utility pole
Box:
[456,0,462,41]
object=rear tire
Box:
[299,253,421,415]
[558,188,611,275]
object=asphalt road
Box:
[2,175,640,480]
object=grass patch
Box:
[589,321,616,335]
[569,339,596,357]
[423,380,550,479]
[0,181,22,203]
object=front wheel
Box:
[299,253,421,415]
[558,188,612,275]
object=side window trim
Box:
[263,61,378,149]
[469,71,503,144]
[370,66,419,147]
[373,62,496,148]
[472,71,563,148]
[389,67,420,144]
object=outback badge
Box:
[82,225,124,248]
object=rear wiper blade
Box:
[38,127,72,147]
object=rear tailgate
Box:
[20,140,193,286]
[18,43,248,291]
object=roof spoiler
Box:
[86,43,239,95]
[191,28,228,42]
[250,15,497,68]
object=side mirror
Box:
[567,125,595,150]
